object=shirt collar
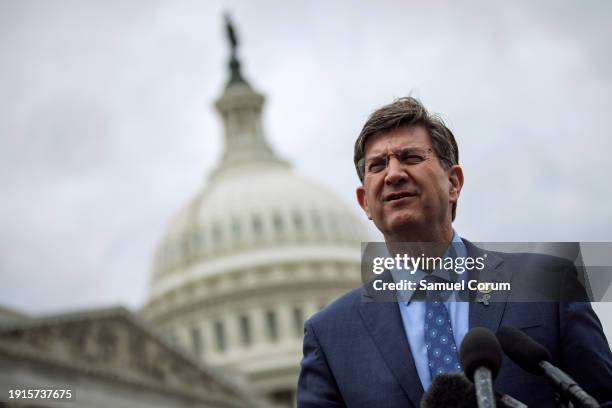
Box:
[390,230,467,305]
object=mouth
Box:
[384,191,418,202]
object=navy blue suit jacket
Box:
[297,241,612,407]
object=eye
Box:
[400,153,425,164]
[367,160,386,173]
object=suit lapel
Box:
[465,241,511,333]
[355,241,513,407]
[358,286,423,408]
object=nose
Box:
[384,156,408,186]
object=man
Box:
[297,97,612,407]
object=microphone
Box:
[496,326,600,408]
[420,373,526,408]
[421,373,477,408]
[460,327,502,408]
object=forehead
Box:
[363,125,432,157]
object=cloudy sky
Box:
[1,0,611,334]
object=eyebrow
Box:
[364,147,428,161]
[364,153,386,162]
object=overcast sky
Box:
[1,0,611,334]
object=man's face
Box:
[356,125,463,242]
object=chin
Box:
[384,215,422,239]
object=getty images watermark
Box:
[361,242,612,303]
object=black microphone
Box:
[420,373,526,408]
[421,373,477,408]
[460,327,503,408]
[496,326,600,408]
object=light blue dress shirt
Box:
[391,231,470,391]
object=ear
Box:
[447,165,464,204]
[356,186,372,220]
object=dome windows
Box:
[265,309,278,342]
[238,314,252,347]
[327,211,338,231]
[231,217,242,241]
[291,306,304,338]
[155,204,363,275]
[293,212,304,232]
[252,214,263,237]
[213,319,226,352]
[232,219,240,236]
[191,230,204,253]
[212,223,223,244]
[273,213,284,233]
[180,236,191,263]
[191,325,203,358]
[311,210,323,234]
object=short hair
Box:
[354,97,460,220]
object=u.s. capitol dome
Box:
[140,21,368,407]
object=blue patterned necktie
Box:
[424,275,462,379]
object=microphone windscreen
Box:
[420,373,476,408]
[496,326,551,375]
[459,327,502,381]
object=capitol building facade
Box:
[140,22,368,407]
[3,16,610,408]
[0,20,368,408]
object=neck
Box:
[384,223,454,243]
[384,225,453,264]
